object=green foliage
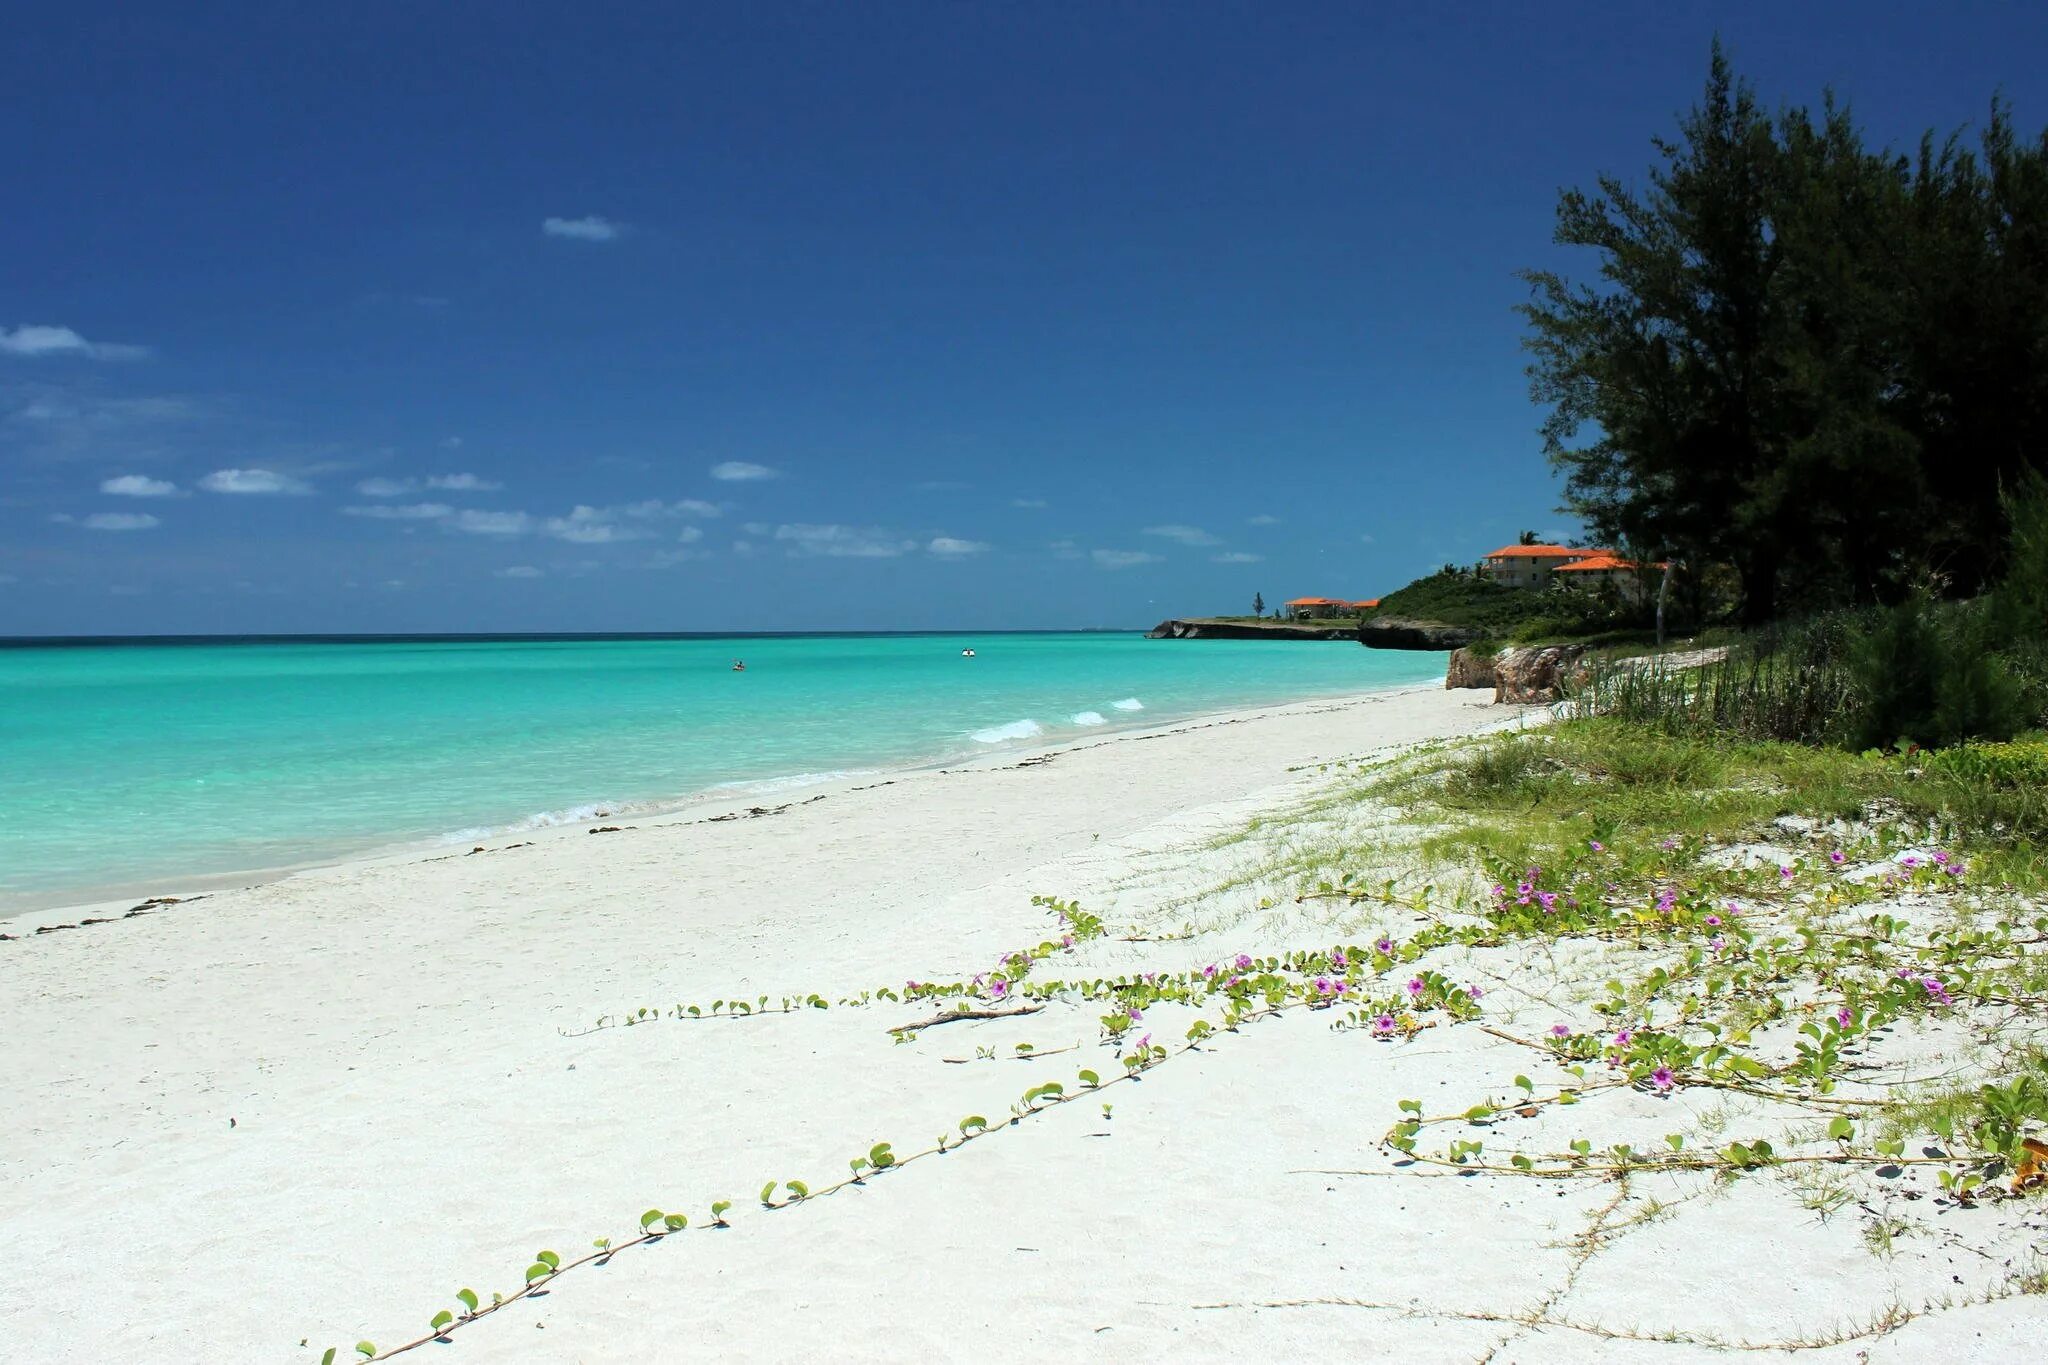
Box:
[1523,42,2048,623]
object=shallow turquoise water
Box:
[0,633,1442,904]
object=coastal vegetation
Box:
[1523,42,2048,626]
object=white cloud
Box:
[343,502,453,520]
[1,324,149,361]
[774,523,913,558]
[646,547,711,568]
[1248,514,1280,526]
[200,467,311,495]
[1143,524,1219,547]
[542,216,622,242]
[1011,498,1048,509]
[1212,551,1264,563]
[53,511,160,531]
[711,461,779,482]
[545,506,638,543]
[358,472,503,496]
[928,536,991,557]
[100,474,179,497]
[618,499,718,519]
[1049,539,1084,561]
[495,565,544,579]
[742,521,772,536]
[676,525,704,543]
[1360,533,1376,544]
[450,509,532,536]
[1092,549,1163,569]
[913,479,971,492]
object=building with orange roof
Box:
[1478,543,1598,588]
[1284,596,1373,620]
[1553,552,1666,600]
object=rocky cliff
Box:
[1146,619,1356,641]
[1444,646,1497,689]
[1357,617,1484,650]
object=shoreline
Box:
[1,678,1446,923]
[3,684,1517,1362]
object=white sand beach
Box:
[3,685,2040,1363]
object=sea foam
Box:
[1111,697,1144,711]
[1070,711,1107,726]
[970,719,1044,744]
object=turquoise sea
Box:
[0,633,1443,907]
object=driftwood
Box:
[887,1003,1045,1035]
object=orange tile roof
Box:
[1351,598,1381,609]
[1482,544,1590,560]
[1285,596,1348,606]
[1555,553,1664,572]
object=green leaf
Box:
[456,1288,478,1314]
[525,1263,551,1283]
[536,1249,559,1270]
[1665,1134,1684,1152]
[786,1180,809,1199]
[1398,1099,1422,1115]
[356,1346,376,1362]
[868,1142,894,1170]
[1078,1069,1100,1087]
[1827,1116,1855,1142]
[1464,1104,1494,1122]
[664,1213,687,1231]
[849,1157,868,1175]
[430,1311,453,1333]
[322,1351,337,1365]
[640,1208,665,1231]
[759,1181,777,1205]
[1514,1074,1533,1094]
[960,1115,987,1136]
[711,1200,732,1220]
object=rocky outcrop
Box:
[1357,617,1483,651]
[1492,645,1593,705]
[1147,619,1354,641]
[1444,646,1497,690]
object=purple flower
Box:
[1932,850,1951,866]
[1901,855,1921,869]
[1921,976,1952,1005]
[1373,1013,1396,1035]
[1704,914,1722,927]
[1835,1006,1853,1028]
[1235,953,1254,971]
[1467,984,1484,1000]
[1550,1023,1571,1038]
[1060,934,1074,948]
[1660,836,1679,850]
[989,979,1008,998]
[1127,1006,1143,1022]
[1651,1066,1675,1093]
[1829,850,1846,865]
[1656,888,1677,912]
[1612,1028,1632,1048]
[1406,976,1425,997]
[1136,1033,1151,1051]
[1538,891,1559,913]
[1313,975,1335,996]
[1589,840,1604,852]
[1375,937,1394,955]
[1202,963,1219,979]
[1709,936,1726,953]
[1778,864,1795,881]
[1330,949,1349,971]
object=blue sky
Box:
[6,2,2046,634]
